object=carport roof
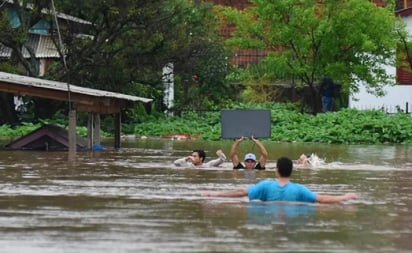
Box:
[0,71,152,114]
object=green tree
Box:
[0,0,233,124]
[222,0,404,113]
[52,0,233,113]
[171,16,233,111]
[0,0,59,124]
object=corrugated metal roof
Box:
[34,34,60,58]
[0,71,152,103]
[0,34,60,58]
[0,43,12,58]
[0,1,91,58]
[4,0,92,25]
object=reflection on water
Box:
[0,139,411,252]
[246,202,317,223]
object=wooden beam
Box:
[74,103,125,114]
[0,82,131,114]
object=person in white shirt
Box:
[174,149,226,168]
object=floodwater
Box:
[0,138,411,253]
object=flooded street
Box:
[0,139,411,252]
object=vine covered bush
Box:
[2,103,412,144]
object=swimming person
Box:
[174,149,226,168]
[202,156,357,203]
[295,153,325,168]
[230,136,268,170]
[296,154,311,166]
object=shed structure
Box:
[5,124,88,151]
[0,71,152,151]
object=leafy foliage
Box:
[3,103,412,144]
[1,0,233,125]
[130,103,412,144]
[220,0,404,112]
[50,0,233,112]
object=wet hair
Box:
[193,149,206,162]
[276,157,293,177]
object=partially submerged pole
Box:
[68,110,77,160]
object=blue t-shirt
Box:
[247,179,317,203]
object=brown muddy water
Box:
[0,138,411,253]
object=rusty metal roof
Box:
[0,71,152,114]
[0,71,152,103]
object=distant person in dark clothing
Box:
[320,77,339,112]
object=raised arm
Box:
[230,137,244,167]
[202,189,247,198]
[173,156,193,167]
[204,149,227,167]
[316,193,358,203]
[251,137,268,168]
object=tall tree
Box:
[222,0,403,113]
[52,0,232,112]
[0,0,54,124]
[0,0,233,124]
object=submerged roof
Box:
[5,124,88,151]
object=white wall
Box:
[349,84,412,113]
[349,15,412,113]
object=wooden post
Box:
[87,112,101,150]
[68,110,77,160]
[87,112,94,149]
[94,113,101,145]
[114,113,121,149]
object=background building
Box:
[349,2,412,113]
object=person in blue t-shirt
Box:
[202,157,358,203]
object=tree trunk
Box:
[309,85,322,114]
